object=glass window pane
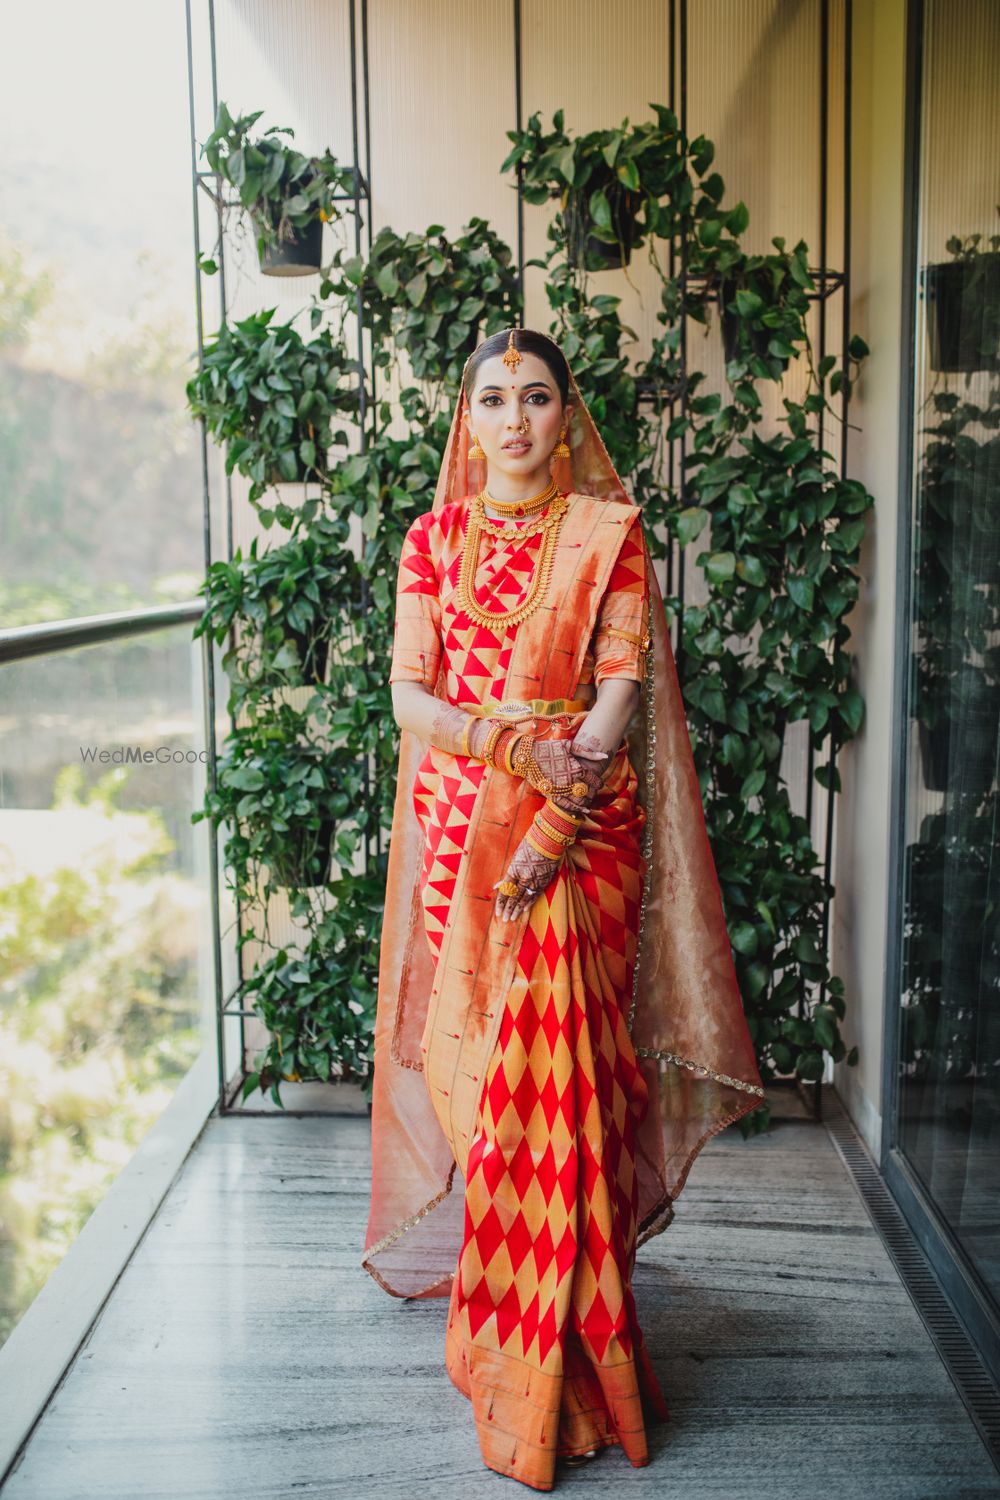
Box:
[0,1,207,621]
[898,0,1000,1307]
[0,627,222,1347]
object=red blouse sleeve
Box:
[388,513,442,687]
[590,512,650,685]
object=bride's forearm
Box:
[391,677,641,770]
[391,682,491,757]
[572,678,640,762]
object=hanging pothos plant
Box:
[185,308,357,506]
[503,105,877,1116]
[198,101,358,274]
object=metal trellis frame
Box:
[184,0,372,1115]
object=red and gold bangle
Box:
[525,824,566,860]
[528,805,579,856]
[542,799,584,834]
[493,726,520,770]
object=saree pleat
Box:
[441,736,670,1490]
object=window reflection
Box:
[899,0,1000,1306]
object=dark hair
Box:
[463,326,570,407]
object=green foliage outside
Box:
[0,768,202,1346]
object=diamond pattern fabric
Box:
[388,492,669,1490]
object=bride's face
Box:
[466,352,571,481]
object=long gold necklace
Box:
[458,489,569,628]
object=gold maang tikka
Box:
[502,328,522,372]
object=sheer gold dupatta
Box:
[363,357,764,1298]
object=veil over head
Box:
[363,328,764,1299]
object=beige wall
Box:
[832,0,908,1155]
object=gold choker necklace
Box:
[481,477,559,519]
[458,491,570,627]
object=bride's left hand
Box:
[492,834,562,923]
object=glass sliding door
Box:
[892,0,1000,1344]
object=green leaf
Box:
[676,507,709,546]
[734,288,763,318]
[703,551,736,585]
[839,690,864,734]
[589,188,612,231]
[730,921,759,955]
[787,575,814,610]
[739,769,766,799]
[813,1008,838,1052]
[792,932,822,965]
[616,159,640,192]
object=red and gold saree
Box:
[363,362,765,1491]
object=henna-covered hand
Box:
[492,832,562,923]
[517,734,610,819]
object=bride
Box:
[363,326,764,1490]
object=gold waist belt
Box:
[465,695,594,720]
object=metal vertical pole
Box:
[185,0,227,1114]
[513,0,525,308]
[809,0,831,841]
[348,0,374,873]
[674,0,689,682]
[820,0,854,960]
[665,0,677,603]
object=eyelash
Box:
[479,393,550,406]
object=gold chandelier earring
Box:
[551,423,570,460]
[468,431,485,460]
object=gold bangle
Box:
[482,720,506,767]
[511,733,536,780]
[460,716,476,757]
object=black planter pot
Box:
[940,483,1000,587]
[565,185,639,272]
[286,631,330,684]
[279,815,336,889]
[265,445,328,487]
[917,693,997,795]
[719,280,789,370]
[922,255,1000,373]
[260,214,324,277]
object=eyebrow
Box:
[476,381,552,393]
